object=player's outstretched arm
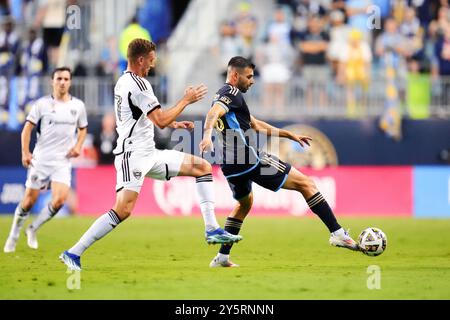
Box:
[21,121,35,168]
[67,127,87,158]
[199,103,226,154]
[250,115,312,147]
[148,84,207,129]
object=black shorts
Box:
[224,153,292,200]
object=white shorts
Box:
[25,161,72,190]
[115,149,185,193]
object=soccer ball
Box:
[358,227,387,256]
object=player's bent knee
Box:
[21,194,39,210]
[293,175,316,194]
[195,159,212,176]
[52,198,66,210]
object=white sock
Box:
[196,174,220,232]
[332,228,345,236]
[68,210,121,256]
[218,253,229,261]
[9,205,30,240]
[29,203,59,231]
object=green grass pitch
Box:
[1,216,449,300]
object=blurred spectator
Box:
[119,15,151,74]
[289,0,328,36]
[428,5,450,40]
[372,0,392,43]
[95,36,118,107]
[138,0,172,44]
[331,0,347,19]
[234,1,258,61]
[328,10,351,76]
[256,33,293,111]
[67,0,91,52]
[34,0,67,69]
[432,23,450,105]
[265,6,292,47]
[375,18,410,79]
[289,0,328,18]
[212,20,243,80]
[97,36,119,78]
[0,16,20,126]
[376,18,408,141]
[400,7,425,72]
[0,0,10,16]
[93,112,117,165]
[338,29,372,117]
[407,0,434,29]
[345,0,372,42]
[297,15,330,108]
[19,28,48,123]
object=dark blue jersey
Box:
[211,84,260,177]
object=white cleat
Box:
[25,227,38,249]
[329,229,359,251]
[3,237,17,253]
[209,255,239,268]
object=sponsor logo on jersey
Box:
[219,96,232,105]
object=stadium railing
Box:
[8,74,450,120]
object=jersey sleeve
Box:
[77,102,88,129]
[26,101,41,125]
[212,89,240,113]
[131,88,161,115]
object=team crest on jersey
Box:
[70,109,77,117]
[133,169,142,180]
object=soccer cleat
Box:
[205,228,243,245]
[209,255,239,268]
[329,229,359,251]
[3,237,17,253]
[59,250,82,271]
[25,226,38,249]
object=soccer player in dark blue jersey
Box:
[199,56,359,267]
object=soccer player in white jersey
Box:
[60,39,242,271]
[4,67,88,253]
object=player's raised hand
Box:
[184,84,208,104]
[290,134,312,148]
[67,146,81,158]
[199,137,214,154]
[21,151,33,168]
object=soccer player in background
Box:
[199,56,359,267]
[4,67,87,253]
[60,39,242,271]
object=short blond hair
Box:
[127,38,156,61]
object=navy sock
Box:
[307,192,341,233]
[219,217,243,255]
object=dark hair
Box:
[127,38,156,61]
[52,67,72,79]
[228,56,255,70]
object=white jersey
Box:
[26,95,88,166]
[113,71,161,155]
